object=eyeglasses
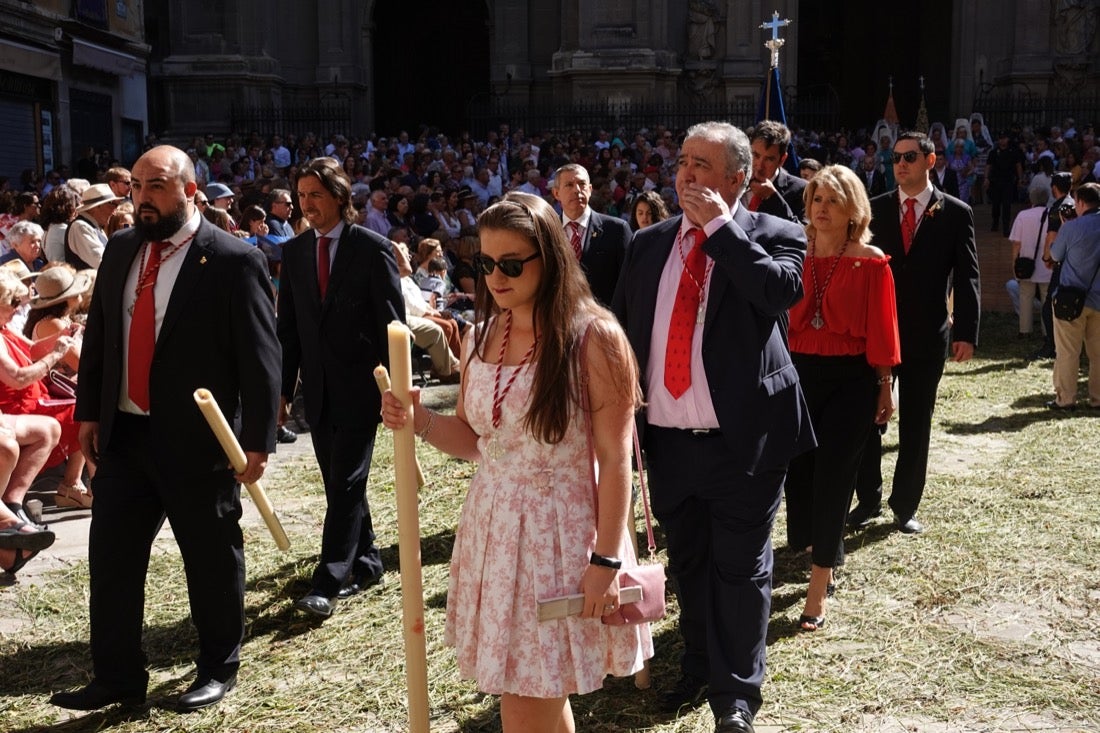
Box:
[892,151,924,164]
[473,252,540,277]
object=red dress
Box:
[789,255,901,367]
[0,329,80,467]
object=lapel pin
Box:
[200,256,208,264]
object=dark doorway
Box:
[797,0,954,134]
[372,1,490,137]
[69,88,113,167]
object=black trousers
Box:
[785,354,876,568]
[855,357,945,520]
[89,412,245,690]
[646,426,786,718]
[989,180,1017,235]
[307,419,382,597]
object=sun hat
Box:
[30,267,94,309]
[75,184,123,215]
[1,259,40,282]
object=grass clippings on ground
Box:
[1,313,1098,732]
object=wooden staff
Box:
[373,365,425,487]
[386,322,430,733]
[193,389,291,551]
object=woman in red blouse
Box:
[785,165,901,631]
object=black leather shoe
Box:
[895,515,924,534]
[276,425,298,443]
[1046,400,1077,412]
[660,674,707,712]
[715,708,755,733]
[846,502,882,528]
[177,673,236,711]
[294,591,337,617]
[336,572,384,600]
[50,680,146,710]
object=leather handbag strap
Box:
[1031,207,1049,260]
[577,322,657,559]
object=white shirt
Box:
[1009,205,1053,284]
[400,276,429,317]
[119,210,201,414]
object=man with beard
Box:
[50,146,280,712]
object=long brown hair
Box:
[296,157,357,225]
[474,192,640,444]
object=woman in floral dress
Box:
[382,192,652,732]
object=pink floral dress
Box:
[445,354,653,697]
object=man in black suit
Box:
[850,132,980,534]
[613,122,815,733]
[551,163,631,305]
[53,145,280,711]
[930,147,961,199]
[859,153,889,198]
[278,157,405,617]
[743,120,807,223]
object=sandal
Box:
[797,614,826,632]
[1,547,40,575]
[0,523,56,552]
[4,501,47,531]
[56,482,93,509]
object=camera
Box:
[1059,201,1077,220]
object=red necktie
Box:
[317,235,332,297]
[127,242,168,412]
[748,194,762,211]
[567,221,582,259]
[664,228,707,398]
[901,198,917,253]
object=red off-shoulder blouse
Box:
[789,255,901,368]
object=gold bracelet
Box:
[415,409,437,440]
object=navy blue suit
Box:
[577,210,631,306]
[613,209,815,717]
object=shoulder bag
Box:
[1013,208,1047,280]
[576,324,666,627]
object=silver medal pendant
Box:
[485,436,505,461]
[696,302,705,326]
[811,311,825,330]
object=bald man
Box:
[51,145,280,712]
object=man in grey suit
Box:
[551,163,632,305]
[53,145,280,712]
[614,122,815,733]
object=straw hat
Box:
[1,259,41,282]
[30,267,93,309]
[75,183,124,215]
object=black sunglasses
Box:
[474,252,540,277]
[892,151,924,164]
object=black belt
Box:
[651,425,721,437]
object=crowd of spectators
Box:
[0,113,1096,577]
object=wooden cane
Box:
[386,322,430,733]
[373,365,425,488]
[193,389,291,551]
